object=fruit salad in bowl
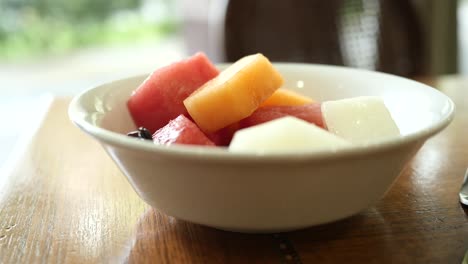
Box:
[69,53,454,233]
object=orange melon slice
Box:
[183,53,284,132]
[260,88,314,107]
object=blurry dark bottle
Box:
[212,0,426,77]
[224,0,344,65]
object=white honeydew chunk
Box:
[228,116,351,153]
[321,96,400,143]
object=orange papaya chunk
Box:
[260,88,314,107]
[184,53,284,132]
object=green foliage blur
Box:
[0,0,178,61]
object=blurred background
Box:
[0,0,466,166]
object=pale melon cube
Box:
[228,116,350,153]
[321,96,400,143]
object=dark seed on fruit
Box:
[127,127,152,140]
[138,127,153,139]
[127,131,141,138]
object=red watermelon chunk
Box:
[206,123,240,146]
[239,103,325,129]
[127,52,219,133]
[153,115,215,146]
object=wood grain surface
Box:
[0,77,467,263]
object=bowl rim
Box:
[68,63,455,163]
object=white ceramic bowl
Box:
[69,63,454,233]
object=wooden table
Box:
[1,76,467,263]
